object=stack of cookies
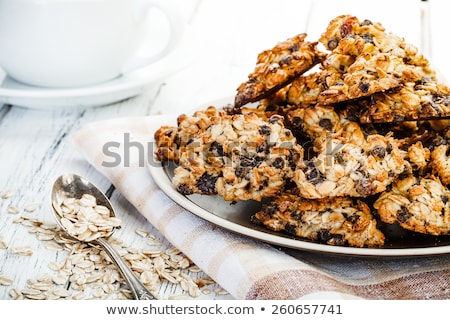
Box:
[154,15,450,248]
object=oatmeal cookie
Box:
[318,53,421,105]
[348,78,450,123]
[234,33,326,108]
[154,106,225,163]
[317,15,435,105]
[156,107,304,201]
[319,14,433,71]
[431,144,450,186]
[252,191,385,247]
[374,174,450,236]
[293,134,407,199]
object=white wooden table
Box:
[0,0,446,300]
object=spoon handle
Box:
[95,237,156,300]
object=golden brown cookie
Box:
[234,33,326,108]
[374,174,450,236]
[252,191,385,247]
[346,78,450,123]
[156,107,304,201]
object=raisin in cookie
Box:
[374,174,450,236]
[234,33,326,108]
[252,191,385,247]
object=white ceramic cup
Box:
[0,0,184,88]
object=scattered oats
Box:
[71,266,85,275]
[21,288,42,296]
[188,265,202,273]
[76,275,87,286]
[0,275,14,286]
[89,253,103,263]
[70,283,85,291]
[153,256,165,273]
[119,289,134,300]
[23,203,37,212]
[142,249,162,257]
[36,227,55,235]
[195,278,215,287]
[201,288,211,295]
[92,286,106,298]
[5,193,213,300]
[25,292,47,300]
[109,237,124,246]
[0,237,7,250]
[140,271,158,286]
[76,260,95,270]
[52,287,71,298]
[27,226,40,234]
[37,273,52,283]
[188,284,201,298]
[180,278,190,292]
[72,292,86,300]
[86,272,103,284]
[56,193,121,241]
[129,260,152,273]
[124,253,142,261]
[37,233,55,241]
[165,259,179,269]
[45,292,61,300]
[40,222,58,230]
[18,218,38,227]
[10,246,33,256]
[44,241,64,251]
[147,238,162,246]
[79,194,97,207]
[169,294,190,300]
[1,189,14,199]
[166,248,181,255]
[9,288,23,300]
[30,282,52,291]
[135,228,151,238]
[7,205,20,214]
[214,287,229,295]
[102,283,116,294]
[160,271,178,284]
[52,274,68,286]
[48,261,63,271]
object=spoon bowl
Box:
[51,173,156,300]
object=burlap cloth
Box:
[72,115,450,300]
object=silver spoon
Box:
[51,173,156,300]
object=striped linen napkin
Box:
[71,114,450,300]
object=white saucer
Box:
[0,63,167,109]
[0,25,195,110]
